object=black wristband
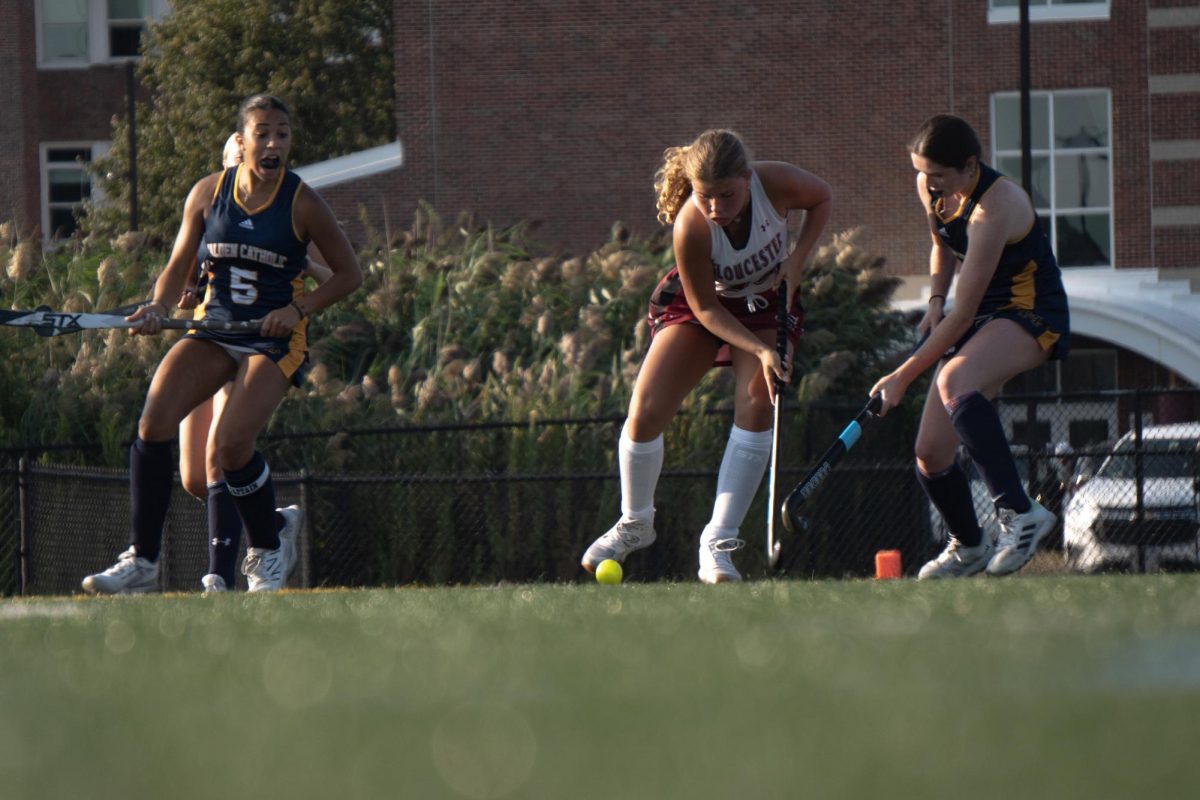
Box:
[290,300,307,319]
[928,294,946,304]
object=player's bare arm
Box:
[757,161,833,307]
[303,241,334,285]
[871,174,1012,413]
[256,185,362,338]
[128,172,221,336]
[672,203,784,392]
[917,172,956,338]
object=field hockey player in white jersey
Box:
[82,94,362,595]
[581,129,832,583]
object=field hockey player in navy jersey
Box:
[175,133,334,594]
[83,94,362,594]
[581,129,832,583]
[869,114,1070,579]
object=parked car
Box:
[1063,423,1200,573]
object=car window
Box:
[1096,438,1200,480]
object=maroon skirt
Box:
[646,266,805,366]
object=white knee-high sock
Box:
[619,425,663,522]
[702,425,772,541]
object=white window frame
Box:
[39,141,110,243]
[36,0,170,69]
[988,1,1110,24]
[990,88,1115,268]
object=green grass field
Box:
[3,575,1199,799]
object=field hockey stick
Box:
[780,393,883,534]
[0,307,261,336]
[765,280,790,568]
[775,325,933,537]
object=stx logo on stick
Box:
[38,312,84,330]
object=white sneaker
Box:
[81,547,159,594]
[581,517,656,572]
[276,505,302,583]
[987,499,1056,576]
[698,536,744,584]
[243,546,289,593]
[243,506,302,592]
[201,573,228,593]
[918,536,994,580]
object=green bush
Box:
[0,210,915,472]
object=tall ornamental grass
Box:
[0,210,915,475]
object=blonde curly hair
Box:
[653,129,752,225]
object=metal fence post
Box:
[1025,395,1040,495]
[300,469,311,589]
[18,457,28,596]
[1134,390,1145,525]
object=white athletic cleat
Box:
[918,536,994,580]
[698,536,744,584]
[581,517,656,572]
[243,546,290,593]
[276,505,302,583]
[81,547,159,594]
[201,573,228,593]
[987,499,1056,577]
[244,506,302,593]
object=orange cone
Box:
[875,549,902,579]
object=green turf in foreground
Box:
[2,575,1199,799]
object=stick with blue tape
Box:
[780,393,883,534]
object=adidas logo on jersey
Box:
[238,218,255,230]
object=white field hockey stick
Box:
[765,280,790,569]
[0,306,261,336]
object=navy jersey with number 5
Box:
[193,164,310,378]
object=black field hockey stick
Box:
[775,328,931,536]
[0,307,261,336]
[765,280,790,568]
[780,393,883,535]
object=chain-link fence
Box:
[1,389,1197,595]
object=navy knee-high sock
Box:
[224,452,281,550]
[948,392,1030,513]
[916,461,984,546]
[129,437,174,562]
[207,481,243,586]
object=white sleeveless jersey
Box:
[697,169,788,311]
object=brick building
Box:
[390,1,1195,273]
[2,1,1198,439]
[0,0,171,240]
[390,0,1196,461]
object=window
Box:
[40,143,108,241]
[988,1,1110,24]
[107,0,149,58]
[40,0,89,63]
[37,0,168,67]
[1012,420,1053,451]
[1061,348,1117,391]
[992,90,1113,267]
[1069,419,1110,448]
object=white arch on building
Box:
[896,268,1200,386]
